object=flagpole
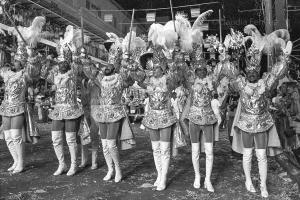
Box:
[128,8,135,58]
[80,7,84,48]
[169,0,176,32]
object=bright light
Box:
[190,8,200,18]
[104,14,113,22]
[146,12,156,22]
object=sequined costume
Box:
[0,16,45,174]
[45,64,83,120]
[90,73,128,123]
[188,77,217,126]
[142,75,178,130]
[231,60,287,134]
[0,46,41,117]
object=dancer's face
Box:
[59,61,71,74]
[154,67,163,78]
[12,60,22,71]
[104,64,115,76]
[196,68,207,79]
[247,71,259,83]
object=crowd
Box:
[0,7,300,200]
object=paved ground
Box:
[0,122,299,200]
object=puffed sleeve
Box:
[263,58,288,91]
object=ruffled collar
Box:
[193,77,213,91]
[54,71,72,86]
[101,74,119,88]
[6,69,24,83]
[148,75,168,92]
[244,79,265,96]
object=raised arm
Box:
[264,41,292,90]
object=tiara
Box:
[14,45,28,63]
[226,29,244,50]
[190,43,206,69]
[245,44,261,73]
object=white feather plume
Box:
[19,16,46,47]
[191,10,213,45]
[122,31,146,53]
[192,10,213,31]
[148,23,164,46]
[106,32,119,42]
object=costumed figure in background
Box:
[271,79,300,186]
[230,24,292,197]
[215,29,244,144]
[0,16,45,174]
[41,25,90,176]
[81,31,142,183]
[78,76,99,170]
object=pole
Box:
[286,0,289,30]
[80,7,84,48]
[264,0,273,34]
[128,9,135,57]
[169,0,176,32]
[219,9,222,42]
[264,0,273,71]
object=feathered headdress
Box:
[190,10,214,69]
[122,31,146,61]
[244,43,262,73]
[57,25,90,63]
[105,32,123,66]
[244,24,290,55]
[224,28,244,50]
[14,45,28,64]
[19,16,46,48]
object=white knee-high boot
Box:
[256,149,268,198]
[66,132,78,176]
[191,143,201,189]
[52,131,67,175]
[204,143,214,192]
[151,141,161,187]
[91,149,98,170]
[243,148,256,193]
[107,139,122,183]
[11,129,24,174]
[102,139,114,181]
[79,144,88,168]
[4,130,18,172]
[157,141,170,191]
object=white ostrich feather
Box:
[192,10,213,31]
[191,10,213,45]
[122,31,146,53]
[148,23,164,46]
[18,16,46,47]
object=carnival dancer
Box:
[167,10,218,192]
[81,32,142,183]
[0,16,45,174]
[139,16,192,190]
[230,24,292,198]
[41,25,90,176]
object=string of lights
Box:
[88,2,220,12]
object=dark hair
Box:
[213,93,218,99]
[58,61,71,71]
[195,67,207,74]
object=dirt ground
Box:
[0,122,299,200]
